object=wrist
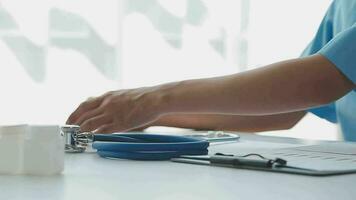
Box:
[149,81,182,116]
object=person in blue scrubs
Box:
[67,0,356,141]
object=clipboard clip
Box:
[172,153,287,169]
[214,153,287,168]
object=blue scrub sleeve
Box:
[318,24,356,84]
[308,103,337,123]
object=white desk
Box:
[0,133,355,200]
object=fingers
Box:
[93,121,148,134]
[73,108,103,125]
[94,124,116,134]
[80,114,112,132]
[66,88,160,134]
[66,97,103,125]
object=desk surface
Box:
[0,133,355,200]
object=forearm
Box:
[66,54,355,133]
[153,111,306,132]
[155,54,354,116]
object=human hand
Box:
[66,87,163,133]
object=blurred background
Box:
[0,0,337,140]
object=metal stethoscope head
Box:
[61,125,94,153]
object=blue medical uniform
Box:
[301,0,356,141]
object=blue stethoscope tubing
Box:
[92,134,210,160]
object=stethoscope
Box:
[61,125,239,160]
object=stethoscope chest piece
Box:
[61,125,88,153]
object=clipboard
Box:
[172,144,356,176]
